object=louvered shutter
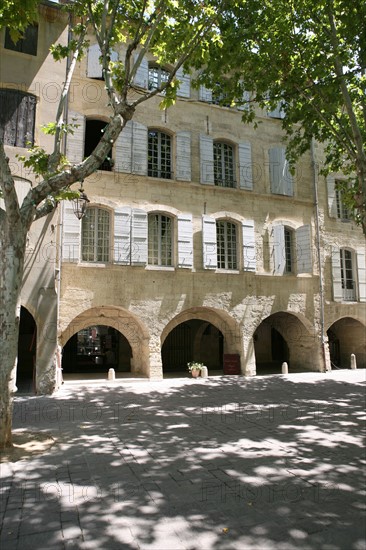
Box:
[87,44,118,78]
[199,85,212,102]
[268,101,285,119]
[178,213,193,268]
[17,94,36,147]
[87,44,102,78]
[176,131,191,181]
[202,215,217,269]
[133,53,149,88]
[237,90,251,111]
[238,142,253,190]
[242,220,256,272]
[331,247,343,301]
[200,134,214,184]
[357,249,366,302]
[273,225,285,275]
[269,147,293,196]
[326,175,337,218]
[296,225,312,274]
[62,201,80,262]
[132,121,147,175]
[66,111,85,164]
[131,209,147,265]
[115,121,132,173]
[0,90,17,145]
[176,67,191,98]
[114,207,132,264]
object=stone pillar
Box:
[240,328,256,376]
[36,288,58,394]
[148,335,163,379]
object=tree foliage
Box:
[200,0,366,234]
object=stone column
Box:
[240,328,256,376]
[36,287,58,394]
[148,334,163,379]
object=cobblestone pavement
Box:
[1,369,366,550]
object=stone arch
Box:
[254,311,320,374]
[60,306,150,376]
[161,307,241,353]
[327,316,366,369]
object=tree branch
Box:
[0,143,21,227]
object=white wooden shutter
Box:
[238,142,253,190]
[131,208,147,265]
[87,44,102,78]
[114,207,131,264]
[202,215,217,269]
[176,67,191,98]
[177,213,193,268]
[268,101,285,119]
[200,134,214,184]
[176,131,191,181]
[242,220,256,272]
[296,225,312,274]
[199,85,212,102]
[326,175,337,218]
[114,120,132,173]
[132,121,147,175]
[237,90,251,111]
[62,201,80,263]
[273,224,285,275]
[331,247,343,301]
[133,53,149,88]
[269,147,293,196]
[357,249,366,302]
[66,111,85,164]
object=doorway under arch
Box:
[254,311,317,374]
[62,325,132,373]
[327,317,366,369]
[161,319,224,376]
[17,306,37,392]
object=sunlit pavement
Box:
[1,369,366,549]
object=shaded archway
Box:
[60,307,150,377]
[327,317,366,369]
[254,312,319,374]
[62,325,132,374]
[161,319,224,376]
[17,306,37,392]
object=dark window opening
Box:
[84,119,113,171]
[148,130,172,179]
[5,25,38,56]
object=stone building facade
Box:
[1,9,365,390]
[58,37,366,380]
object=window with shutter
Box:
[148,130,172,179]
[62,201,81,263]
[87,44,118,80]
[5,25,38,56]
[81,207,111,263]
[176,132,191,181]
[216,220,237,270]
[295,225,312,274]
[0,89,36,147]
[326,175,337,218]
[176,67,191,98]
[133,53,149,88]
[202,215,217,269]
[148,64,170,90]
[66,111,85,165]
[242,220,256,272]
[177,214,193,268]
[148,214,173,266]
[340,249,356,301]
[238,142,253,190]
[357,249,366,303]
[200,135,214,185]
[214,142,236,188]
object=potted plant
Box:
[187,361,205,378]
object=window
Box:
[148,130,172,179]
[216,220,237,269]
[214,142,236,188]
[148,214,173,266]
[82,207,110,262]
[0,89,36,147]
[336,186,351,220]
[340,249,356,301]
[148,65,170,90]
[284,227,294,273]
[269,147,293,196]
[4,25,38,56]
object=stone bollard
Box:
[350,354,357,370]
[201,366,208,378]
[281,362,288,374]
[108,368,116,380]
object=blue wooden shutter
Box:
[114,207,132,264]
[66,111,85,164]
[331,247,343,301]
[176,67,191,98]
[131,209,147,265]
[115,121,133,173]
[200,134,214,184]
[242,220,256,272]
[133,53,149,88]
[62,201,80,263]
[238,142,253,190]
[176,131,191,181]
[177,214,193,268]
[199,85,212,102]
[357,249,366,302]
[273,224,285,274]
[132,121,147,175]
[296,225,312,274]
[326,175,337,218]
[202,215,217,269]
